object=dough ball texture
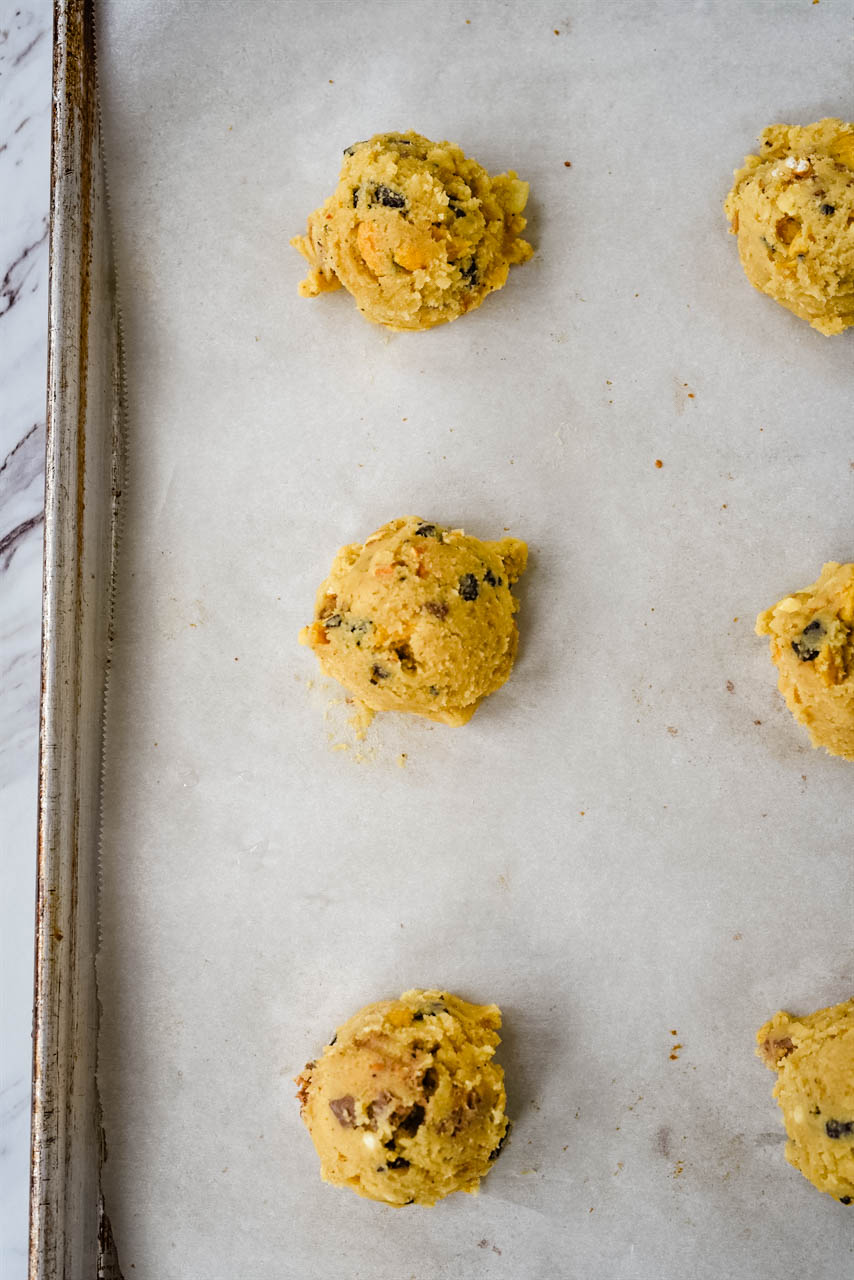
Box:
[756,562,854,760]
[757,1000,854,1204]
[300,516,527,725]
[291,130,533,330]
[296,989,508,1206]
[724,119,854,335]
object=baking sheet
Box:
[96,1,854,1275]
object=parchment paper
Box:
[96,2,854,1276]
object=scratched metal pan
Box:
[29,1,125,1276]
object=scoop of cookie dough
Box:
[296,989,508,1206]
[756,562,854,760]
[300,516,527,725]
[291,130,533,330]
[724,119,854,335]
[757,999,854,1204]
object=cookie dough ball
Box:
[296,989,508,1206]
[724,119,854,335]
[291,131,533,330]
[757,999,854,1204]
[300,516,527,725]
[756,562,854,759]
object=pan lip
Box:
[29,1,125,1275]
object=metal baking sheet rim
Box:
[29,1,125,1276]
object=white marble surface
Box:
[0,4,52,1275]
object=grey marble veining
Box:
[0,4,52,1275]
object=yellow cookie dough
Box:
[756,562,854,760]
[296,989,508,1206]
[300,516,527,726]
[291,131,532,330]
[724,119,854,335]
[757,999,854,1204]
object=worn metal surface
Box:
[29,0,125,1275]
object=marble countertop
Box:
[1,4,52,1274]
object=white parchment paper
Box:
[96,2,854,1275]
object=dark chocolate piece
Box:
[460,258,479,286]
[791,618,825,662]
[459,573,479,601]
[329,1095,357,1127]
[488,1125,509,1162]
[371,184,407,209]
[395,643,416,673]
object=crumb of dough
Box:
[757,999,854,1204]
[724,119,854,335]
[296,989,508,1205]
[300,516,527,726]
[756,562,854,759]
[291,131,532,330]
[348,702,375,740]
